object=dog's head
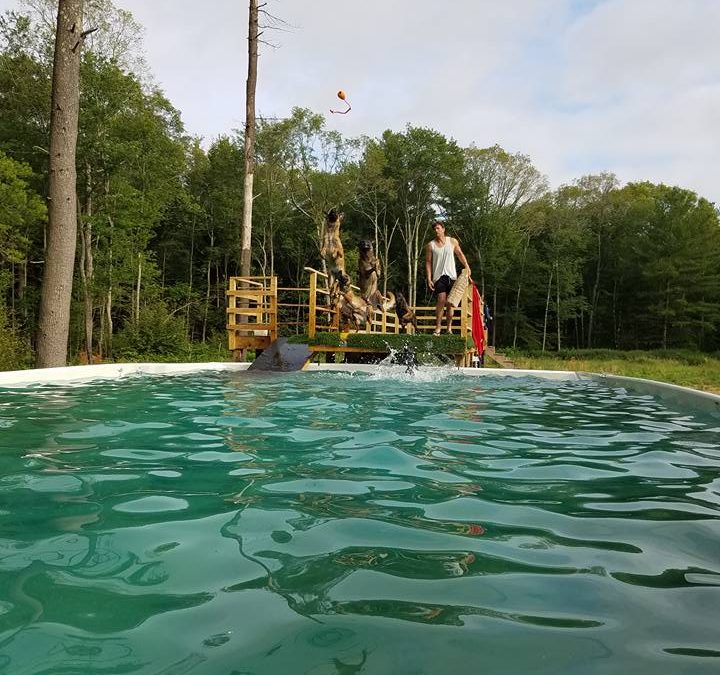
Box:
[395,292,409,311]
[358,240,375,260]
[326,209,343,226]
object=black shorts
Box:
[434,274,455,295]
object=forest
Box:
[1,0,719,370]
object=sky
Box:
[2,0,719,204]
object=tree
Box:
[353,138,398,296]
[240,0,258,278]
[0,151,46,316]
[380,126,463,306]
[36,0,85,367]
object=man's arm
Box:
[454,239,471,276]
[425,243,434,290]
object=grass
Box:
[501,349,720,394]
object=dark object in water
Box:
[391,344,420,374]
[248,338,311,372]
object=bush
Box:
[113,304,190,360]
[0,311,32,371]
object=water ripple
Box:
[0,371,718,674]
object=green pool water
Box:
[1,370,719,674]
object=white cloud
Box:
[0,0,718,203]
[561,0,720,104]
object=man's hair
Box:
[327,209,339,223]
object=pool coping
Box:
[0,362,718,413]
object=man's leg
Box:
[445,303,455,333]
[435,292,447,333]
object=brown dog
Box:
[394,292,417,334]
[358,240,381,304]
[339,288,397,332]
[320,209,350,299]
[339,288,371,331]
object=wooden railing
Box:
[304,267,404,338]
[226,272,481,358]
[226,276,278,352]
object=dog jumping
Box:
[358,239,382,306]
[394,292,417,334]
[320,209,350,300]
[339,287,397,332]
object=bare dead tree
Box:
[239,0,258,278]
[240,1,290,279]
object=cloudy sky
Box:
[3,0,719,203]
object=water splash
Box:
[363,343,459,382]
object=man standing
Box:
[425,221,471,335]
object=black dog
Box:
[394,292,417,334]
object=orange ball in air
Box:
[337,90,346,100]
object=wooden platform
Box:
[226,269,486,367]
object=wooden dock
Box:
[227,268,486,367]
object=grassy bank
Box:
[502,349,720,394]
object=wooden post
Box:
[270,275,278,341]
[460,285,469,338]
[227,277,236,351]
[308,271,317,338]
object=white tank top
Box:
[431,237,457,281]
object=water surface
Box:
[1,370,719,674]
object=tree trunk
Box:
[542,266,553,352]
[202,230,214,343]
[475,246,485,297]
[662,280,670,349]
[135,254,142,324]
[587,231,601,347]
[555,260,561,352]
[240,0,258,277]
[512,238,529,348]
[36,0,84,368]
[612,279,619,348]
[105,286,113,356]
[79,206,94,363]
[492,285,497,348]
[80,163,94,363]
[187,216,195,334]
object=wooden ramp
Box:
[485,346,516,368]
[247,338,312,372]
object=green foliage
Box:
[505,349,720,394]
[113,304,190,360]
[346,332,469,354]
[0,308,32,371]
[506,348,714,367]
[288,332,343,347]
[0,151,45,263]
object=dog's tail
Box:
[382,292,396,312]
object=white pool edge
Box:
[1,362,718,413]
[0,362,252,387]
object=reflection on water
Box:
[0,371,719,674]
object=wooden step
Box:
[485,346,516,369]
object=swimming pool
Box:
[1,367,719,674]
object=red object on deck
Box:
[471,282,485,356]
